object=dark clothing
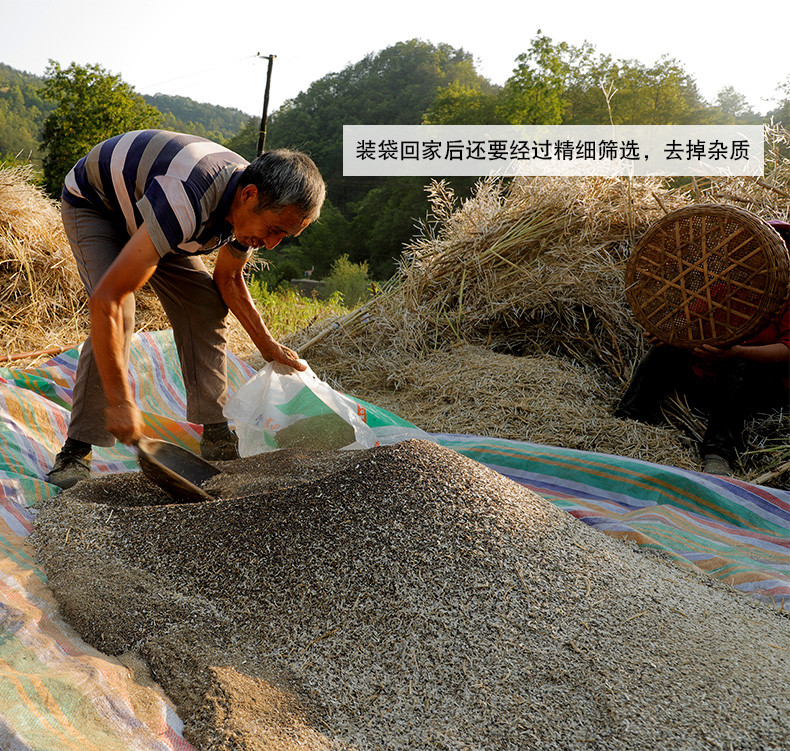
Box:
[618,221,790,463]
[615,345,789,463]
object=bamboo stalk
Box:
[0,342,79,363]
[752,460,790,487]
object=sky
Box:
[2,0,787,119]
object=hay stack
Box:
[305,176,672,382]
[0,165,251,363]
[294,126,790,485]
[391,175,682,378]
[702,122,790,218]
[33,440,790,750]
[0,165,88,358]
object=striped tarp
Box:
[0,330,787,747]
[435,434,789,606]
[0,333,216,750]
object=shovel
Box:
[135,435,220,502]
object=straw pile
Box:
[0,165,89,358]
[0,164,247,363]
[293,125,790,485]
[308,340,699,470]
[33,440,790,750]
[701,123,790,218]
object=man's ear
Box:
[241,184,259,203]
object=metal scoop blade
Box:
[135,435,220,502]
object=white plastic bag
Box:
[224,360,379,457]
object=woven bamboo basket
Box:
[625,204,790,348]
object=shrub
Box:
[323,254,372,308]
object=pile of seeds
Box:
[33,440,790,750]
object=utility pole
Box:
[256,54,276,156]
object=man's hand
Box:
[259,340,307,371]
[104,399,145,445]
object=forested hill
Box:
[142,93,251,143]
[0,63,51,163]
[225,36,787,279]
[2,43,787,281]
[0,62,251,164]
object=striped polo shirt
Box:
[62,130,252,259]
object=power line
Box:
[139,55,257,94]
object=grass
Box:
[247,279,350,341]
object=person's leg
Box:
[49,203,134,487]
[615,345,690,423]
[701,360,789,474]
[147,254,238,460]
[65,204,136,446]
[700,363,748,467]
[147,254,229,423]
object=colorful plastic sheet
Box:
[0,330,787,747]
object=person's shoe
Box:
[200,422,239,461]
[702,453,733,477]
[47,440,92,489]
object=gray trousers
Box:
[61,201,231,447]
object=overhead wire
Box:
[137,54,261,98]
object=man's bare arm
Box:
[89,225,161,444]
[212,245,306,371]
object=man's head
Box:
[239,148,325,222]
[229,149,326,250]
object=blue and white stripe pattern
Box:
[62,130,250,258]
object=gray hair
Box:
[240,149,325,221]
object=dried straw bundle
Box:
[0,165,88,358]
[0,165,175,363]
[703,122,790,219]
[295,128,790,485]
[412,175,695,372]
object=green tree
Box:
[291,198,353,277]
[0,64,55,166]
[40,61,161,195]
[224,116,262,161]
[261,40,491,209]
[347,177,432,279]
[497,32,594,124]
[497,33,711,126]
[323,254,372,307]
[632,58,705,123]
[144,93,250,143]
[423,81,502,125]
[716,86,752,118]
